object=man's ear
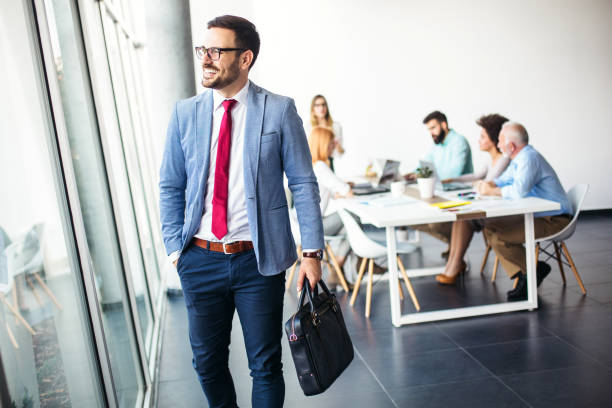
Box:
[241,50,254,70]
[441,121,449,132]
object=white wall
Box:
[189,0,612,210]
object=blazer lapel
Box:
[195,91,214,192]
[244,81,265,197]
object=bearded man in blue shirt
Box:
[477,122,572,301]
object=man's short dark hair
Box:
[207,15,260,69]
[476,114,509,150]
[423,111,447,125]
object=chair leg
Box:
[0,293,35,335]
[350,257,368,306]
[365,259,374,318]
[513,277,518,289]
[491,256,499,282]
[535,243,540,264]
[398,281,404,300]
[561,242,586,295]
[553,242,567,285]
[326,243,350,292]
[397,256,421,311]
[480,245,492,275]
[32,273,62,311]
[11,281,19,326]
[25,275,43,307]
[5,322,19,349]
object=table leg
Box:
[386,226,401,327]
[524,213,538,309]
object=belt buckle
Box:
[223,242,230,254]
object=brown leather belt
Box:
[193,238,254,254]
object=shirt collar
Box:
[212,80,250,112]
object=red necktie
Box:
[211,99,237,239]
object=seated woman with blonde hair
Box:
[307,126,353,288]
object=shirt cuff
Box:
[168,250,181,264]
[500,185,515,199]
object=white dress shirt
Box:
[169,81,251,263]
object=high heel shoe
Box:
[436,261,467,285]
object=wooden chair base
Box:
[350,256,420,318]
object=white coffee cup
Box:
[390,181,406,197]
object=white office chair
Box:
[337,208,420,317]
[285,210,350,292]
[483,184,589,293]
[534,184,589,294]
[1,242,37,348]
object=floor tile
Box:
[389,377,528,408]
[501,364,612,408]
[466,336,594,376]
[367,349,490,388]
[351,324,457,360]
[571,282,612,304]
[436,312,549,347]
[558,327,612,368]
[157,378,207,408]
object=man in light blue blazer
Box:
[159,15,324,408]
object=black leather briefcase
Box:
[285,279,354,396]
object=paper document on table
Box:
[359,195,418,207]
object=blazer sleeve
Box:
[159,103,187,255]
[280,99,325,251]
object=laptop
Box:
[418,160,473,192]
[352,159,401,195]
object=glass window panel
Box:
[0,2,103,406]
[119,35,162,297]
[40,0,145,405]
[100,12,154,354]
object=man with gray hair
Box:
[476,122,572,301]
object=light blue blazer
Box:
[159,81,324,276]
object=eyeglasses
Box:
[195,46,245,61]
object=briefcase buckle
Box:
[312,313,321,327]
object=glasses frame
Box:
[195,46,246,61]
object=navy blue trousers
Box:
[177,244,286,408]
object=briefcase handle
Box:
[297,278,332,314]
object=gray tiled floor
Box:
[155,213,612,407]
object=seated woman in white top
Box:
[437,114,511,284]
[308,126,353,235]
[307,126,353,288]
[308,95,345,172]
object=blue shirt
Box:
[494,145,571,217]
[424,129,473,179]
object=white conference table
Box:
[338,186,560,327]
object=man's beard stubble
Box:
[201,57,241,90]
[432,128,447,144]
